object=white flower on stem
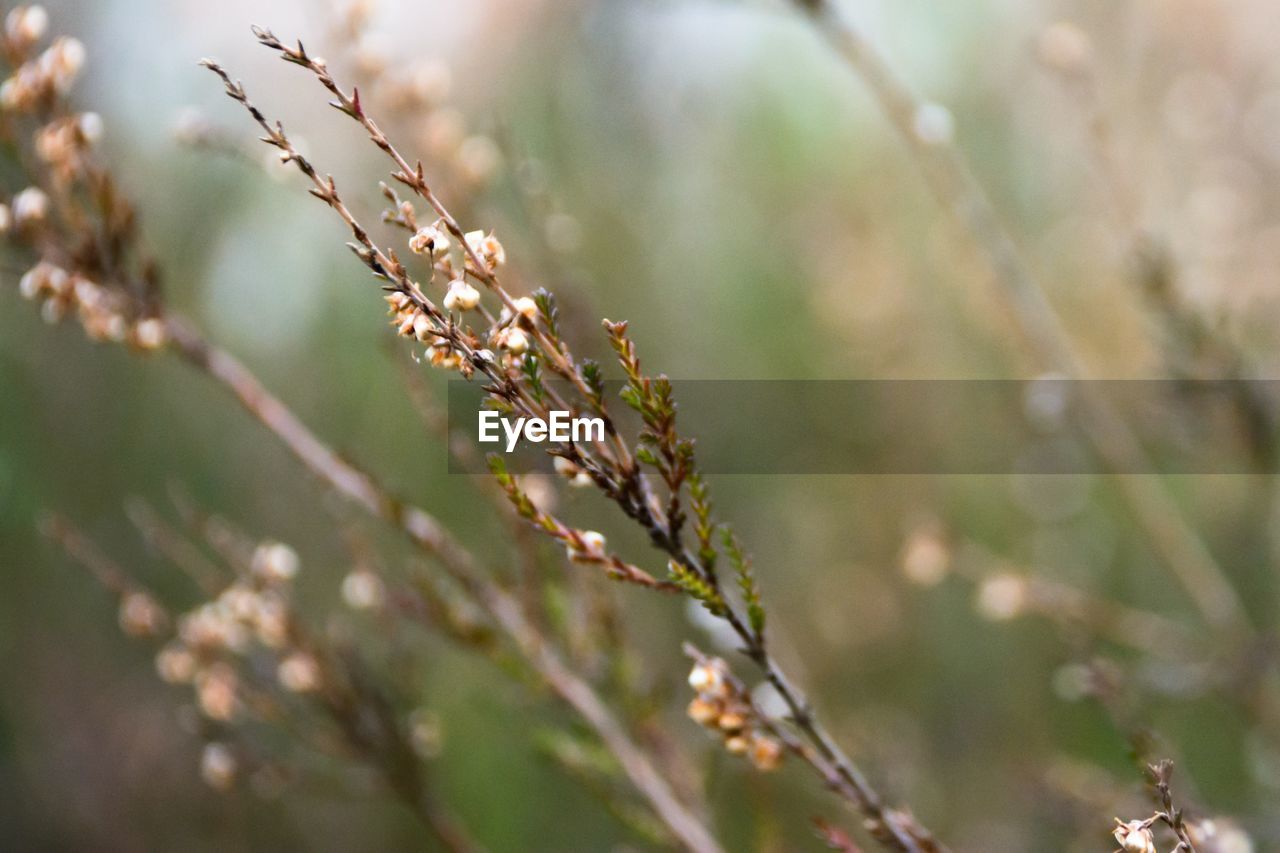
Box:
[12,186,48,225]
[5,6,49,47]
[201,742,237,791]
[341,569,384,610]
[566,529,605,562]
[1112,819,1156,853]
[512,296,537,320]
[277,652,321,693]
[443,279,480,312]
[252,541,299,584]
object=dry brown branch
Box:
[790,0,1247,634]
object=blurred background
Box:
[3,0,1280,849]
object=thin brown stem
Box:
[160,314,722,853]
[792,0,1247,633]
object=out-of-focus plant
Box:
[6,0,1280,850]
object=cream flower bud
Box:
[717,708,748,732]
[412,311,434,341]
[196,664,240,721]
[277,652,321,693]
[687,697,720,726]
[748,735,784,771]
[341,569,384,610]
[132,317,167,351]
[155,643,197,685]
[687,662,724,695]
[118,591,166,637]
[900,527,950,587]
[976,573,1027,621]
[912,102,954,146]
[1112,820,1156,853]
[409,224,447,255]
[12,186,48,225]
[724,735,749,755]
[465,229,505,270]
[579,530,605,554]
[45,37,85,91]
[252,595,290,648]
[6,7,48,46]
[201,743,237,791]
[554,458,595,488]
[500,326,528,354]
[512,296,538,320]
[78,111,103,143]
[567,530,605,562]
[218,584,258,622]
[19,265,42,299]
[252,541,299,583]
[443,279,480,312]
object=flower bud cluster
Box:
[0,31,85,111]
[35,113,102,180]
[150,541,325,724]
[390,219,547,377]
[367,55,501,187]
[18,260,166,350]
[686,657,784,771]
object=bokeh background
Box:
[3,0,1280,849]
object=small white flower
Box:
[409,223,447,255]
[1112,819,1156,853]
[499,326,528,354]
[512,296,537,320]
[277,652,321,693]
[976,573,1027,621]
[412,311,434,341]
[12,186,49,225]
[252,541,299,584]
[566,530,606,562]
[912,102,954,146]
[341,570,384,611]
[155,644,197,685]
[579,530,605,553]
[132,317,167,351]
[78,111,103,143]
[5,6,48,45]
[201,742,237,791]
[688,661,724,695]
[443,279,480,312]
[118,591,166,637]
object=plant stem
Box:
[162,316,724,853]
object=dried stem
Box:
[791,0,1247,634]
[161,315,722,853]
[205,32,949,850]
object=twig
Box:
[790,0,1248,634]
